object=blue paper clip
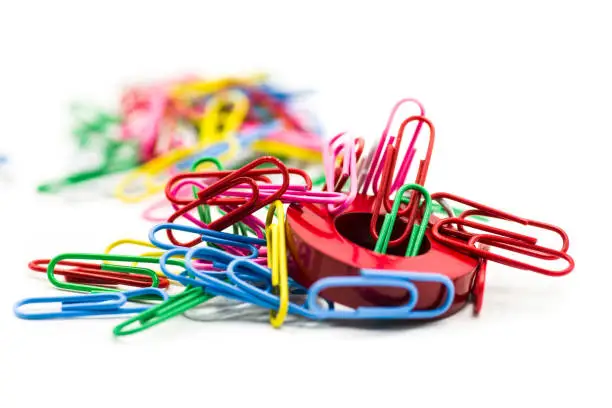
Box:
[14,293,126,320]
[226,259,326,319]
[149,223,266,255]
[63,288,169,313]
[159,248,266,307]
[159,249,335,322]
[114,288,169,313]
[14,288,168,320]
[306,269,455,320]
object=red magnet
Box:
[285,195,481,318]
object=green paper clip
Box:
[374,184,432,257]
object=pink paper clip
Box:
[173,178,347,207]
[165,167,311,206]
[360,98,426,196]
[120,85,170,162]
[322,132,359,214]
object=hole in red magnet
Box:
[334,212,431,257]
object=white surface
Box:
[0,1,609,407]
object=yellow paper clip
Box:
[170,73,268,101]
[199,89,250,143]
[252,140,322,163]
[265,200,289,328]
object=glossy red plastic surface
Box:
[286,195,480,317]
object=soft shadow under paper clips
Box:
[181,296,434,330]
[182,295,323,328]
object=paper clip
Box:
[306,269,454,320]
[322,133,358,214]
[14,288,168,320]
[428,194,574,275]
[115,88,247,203]
[328,136,365,191]
[120,85,170,162]
[369,116,435,246]
[168,177,346,217]
[174,121,282,172]
[198,89,250,143]
[149,223,266,256]
[158,248,259,306]
[113,286,212,336]
[246,86,306,132]
[463,234,574,277]
[170,73,268,102]
[225,259,320,320]
[14,293,125,320]
[120,75,201,155]
[37,139,140,193]
[177,202,267,242]
[45,254,173,293]
[472,255,488,316]
[430,192,570,253]
[166,157,290,245]
[165,160,311,206]
[187,157,223,223]
[180,156,259,238]
[374,184,433,256]
[29,259,170,289]
[359,98,426,195]
[69,103,122,148]
[245,86,322,162]
[104,239,161,258]
[168,246,283,314]
[265,200,289,328]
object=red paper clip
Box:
[428,193,574,276]
[430,192,570,253]
[467,234,574,276]
[472,255,487,315]
[369,115,435,246]
[28,259,170,289]
[165,166,311,206]
[166,156,291,247]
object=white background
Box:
[0,1,610,407]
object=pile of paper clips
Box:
[36,73,324,199]
[15,95,575,335]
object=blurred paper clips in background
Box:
[16,92,575,337]
[35,73,325,201]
